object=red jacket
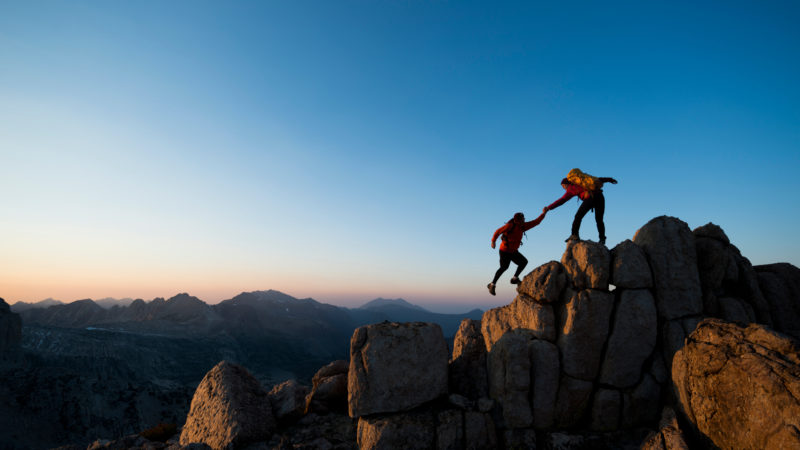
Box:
[492,216,544,252]
[547,184,588,210]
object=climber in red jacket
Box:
[488,207,548,296]
[545,176,617,245]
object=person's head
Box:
[561,177,571,190]
[512,212,524,224]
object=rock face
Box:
[561,241,611,290]
[517,261,567,303]
[348,322,448,418]
[557,289,614,381]
[481,294,556,350]
[633,216,703,320]
[755,262,800,339]
[487,332,533,428]
[672,319,800,450]
[610,240,653,289]
[0,298,22,354]
[180,361,276,449]
[599,289,658,388]
[449,319,488,400]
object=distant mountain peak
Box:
[359,298,428,312]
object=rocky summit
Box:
[6,215,800,449]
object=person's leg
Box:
[492,251,512,284]
[571,198,593,238]
[511,251,528,278]
[594,192,606,242]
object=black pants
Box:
[573,191,605,240]
[492,250,528,284]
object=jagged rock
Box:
[633,216,703,320]
[561,241,611,290]
[357,411,435,450]
[610,240,653,289]
[756,263,800,339]
[348,322,448,418]
[436,409,463,450]
[449,319,488,400]
[731,251,772,325]
[557,289,614,380]
[554,375,593,429]
[640,407,689,450]
[517,261,567,303]
[180,361,276,449]
[487,332,533,428]
[306,360,348,415]
[501,428,537,449]
[0,298,22,354]
[529,339,559,430]
[599,289,658,388]
[590,389,621,432]
[622,373,661,428]
[481,293,555,351]
[464,411,498,450]
[672,318,800,449]
[269,380,309,425]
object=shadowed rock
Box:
[672,318,800,449]
[449,319,488,400]
[305,360,348,415]
[180,361,275,449]
[348,322,448,418]
[755,263,800,339]
[610,240,653,289]
[529,339,560,430]
[633,216,703,320]
[599,289,658,388]
[487,332,533,428]
[0,298,22,355]
[268,379,309,425]
[557,289,614,381]
[357,410,435,450]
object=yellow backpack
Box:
[567,168,600,191]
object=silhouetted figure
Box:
[545,169,617,245]
[487,208,547,296]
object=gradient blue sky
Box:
[1,1,798,312]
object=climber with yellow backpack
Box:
[544,168,618,245]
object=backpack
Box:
[501,214,526,246]
[567,168,600,192]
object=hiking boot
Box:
[510,276,521,285]
[487,283,496,296]
[565,234,580,243]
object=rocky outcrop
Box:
[487,332,533,428]
[0,298,22,355]
[180,361,275,449]
[348,322,448,418]
[516,261,567,304]
[633,216,703,321]
[557,289,614,381]
[599,289,658,388]
[305,360,349,415]
[481,294,556,350]
[755,262,800,339]
[449,319,488,400]
[610,240,653,289]
[561,241,611,290]
[672,319,800,450]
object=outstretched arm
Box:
[523,208,548,230]
[546,191,574,211]
[599,177,618,184]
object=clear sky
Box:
[1,1,798,312]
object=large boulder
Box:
[0,298,22,354]
[599,289,658,388]
[561,241,611,290]
[481,294,555,350]
[180,361,276,449]
[557,289,615,380]
[357,411,435,450]
[755,263,800,339]
[633,216,703,320]
[305,360,349,415]
[268,379,309,425]
[449,319,488,400]
[348,322,448,417]
[517,261,567,303]
[553,375,593,429]
[487,332,533,428]
[610,240,653,289]
[672,318,800,449]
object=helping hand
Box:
[609,178,618,184]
